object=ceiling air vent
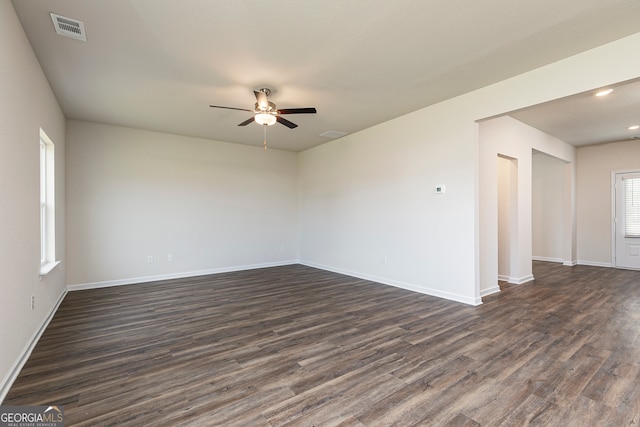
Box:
[320,131,348,139]
[50,13,87,42]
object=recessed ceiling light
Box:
[595,89,613,97]
[629,125,640,130]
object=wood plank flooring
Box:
[4,262,640,426]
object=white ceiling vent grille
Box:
[320,131,348,139]
[50,13,87,42]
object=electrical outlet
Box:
[167,253,173,262]
[147,255,154,264]
[381,256,387,264]
[31,295,35,310]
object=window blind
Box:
[40,138,47,265]
[625,177,640,238]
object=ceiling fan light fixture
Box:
[255,113,276,126]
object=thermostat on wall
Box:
[435,185,446,194]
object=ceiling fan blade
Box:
[238,117,255,126]
[210,105,253,112]
[254,90,269,110]
[277,107,317,115]
[276,116,298,129]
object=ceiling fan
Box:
[209,88,317,129]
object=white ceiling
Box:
[11,0,640,151]
[510,78,640,146]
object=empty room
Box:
[2,0,640,425]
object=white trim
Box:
[299,261,482,306]
[39,129,56,270]
[532,257,578,266]
[577,260,612,268]
[611,169,640,268]
[498,274,534,284]
[480,285,501,297]
[39,260,61,277]
[612,171,618,268]
[532,256,564,263]
[0,289,67,403]
[611,265,640,271]
[506,274,535,285]
[67,260,298,291]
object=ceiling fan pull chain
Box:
[263,125,268,150]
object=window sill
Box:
[40,260,61,277]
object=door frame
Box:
[611,169,640,269]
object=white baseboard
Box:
[67,260,299,291]
[532,256,564,263]
[496,274,534,284]
[480,285,501,297]
[498,274,535,285]
[299,261,482,306]
[577,260,612,268]
[532,256,579,266]
[507,274,535,285]
[0,289,67,404]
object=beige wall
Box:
[299,32,640,305]
[0,1,66,400]
[299,95,483,304]
[66,121,299,287]
[577,139,640,266]
[497,155,513,280]
[532,152,566,262]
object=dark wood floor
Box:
[5,262,640,426]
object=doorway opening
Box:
[532,151,568,264]
[497,154,518,282]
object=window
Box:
[40,128,58,275]
[625,176,640,238]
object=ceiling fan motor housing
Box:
[255,101,277,113]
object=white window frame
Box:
[40,128,59,276]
